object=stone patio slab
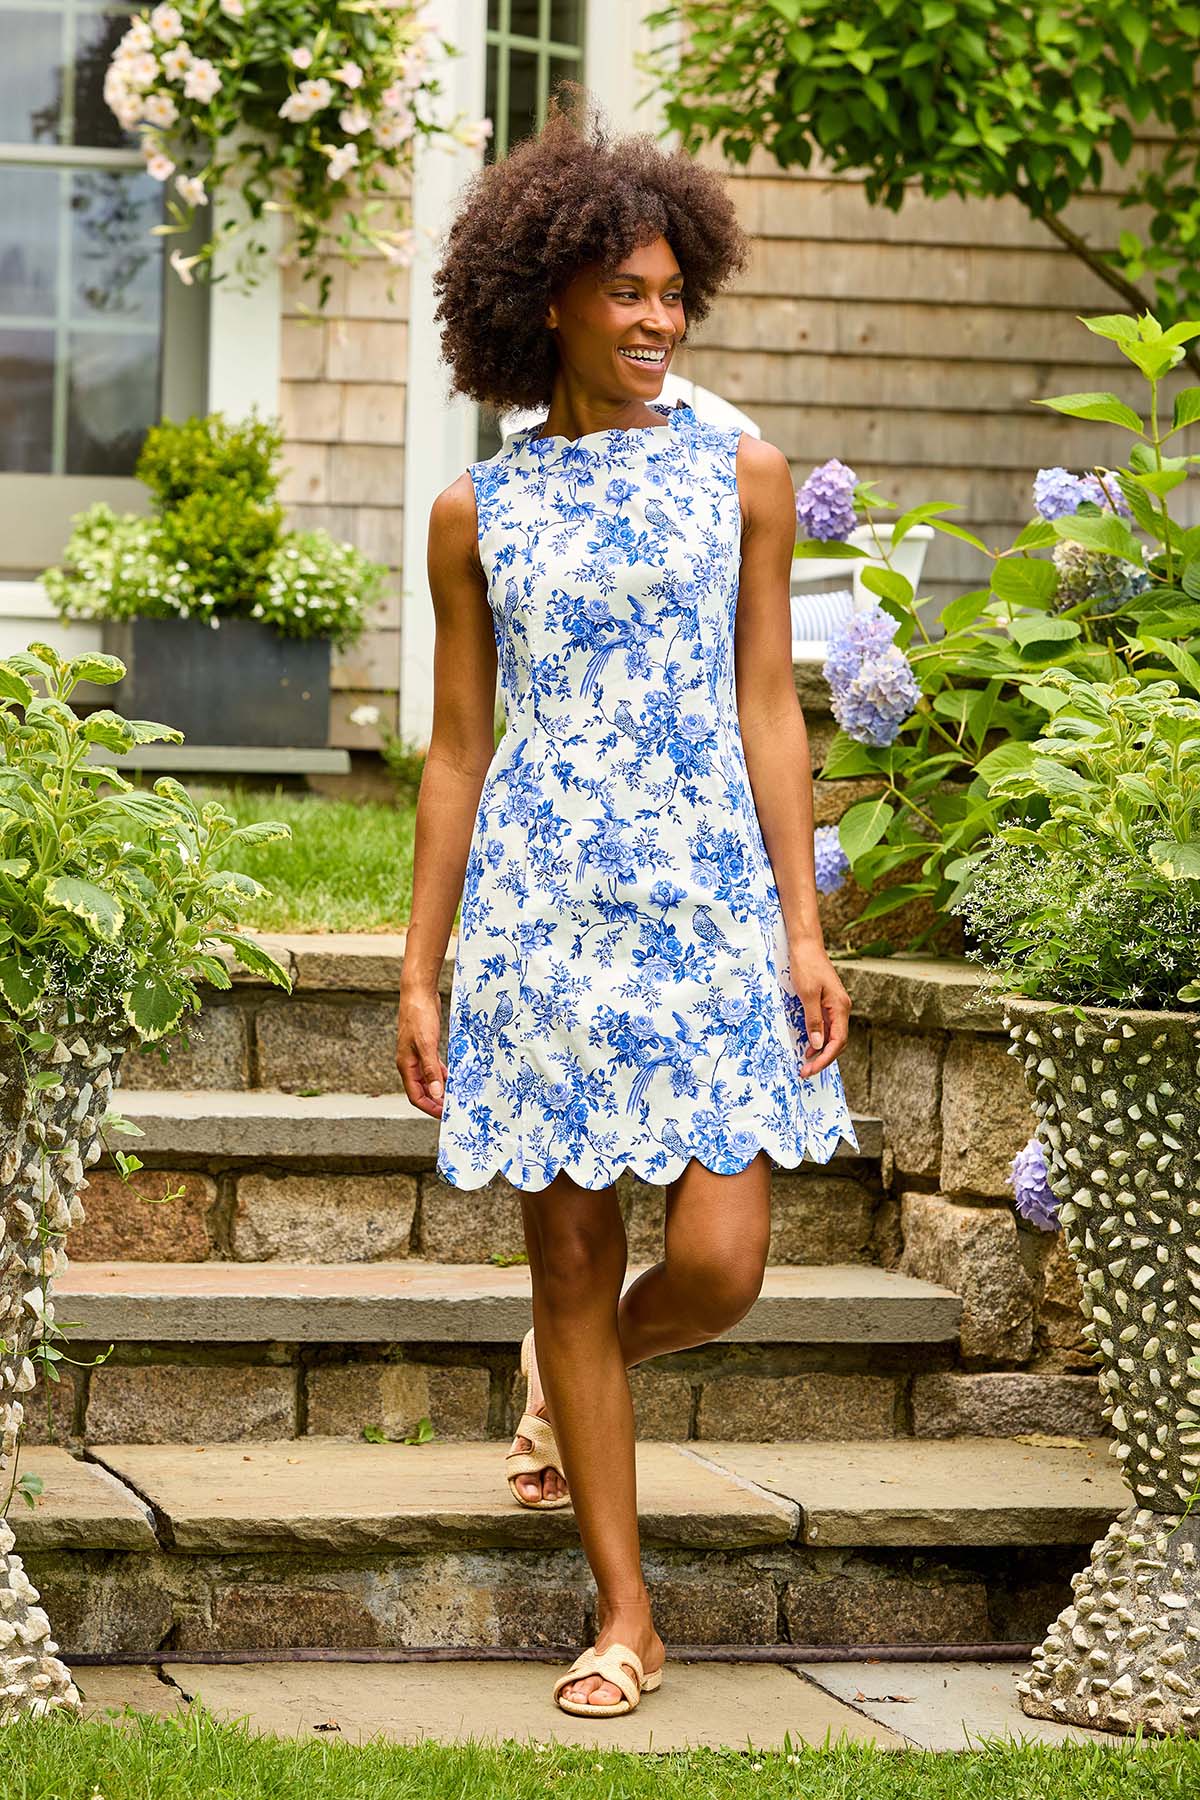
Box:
[57,1260,958,1345]
[90,1441,797,1553]
[697,1438,1125,1546]
[75,1664,185,1719]
[8,1447,156,1551]
[155,1658,901,1750]
[798,1659,1127,1750]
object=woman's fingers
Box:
[798,984,826,1077]
[800,976,851,1078]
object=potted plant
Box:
[0,639,290,1721]
[957,667,1200,1738]
[41,412,385,748]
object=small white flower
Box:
[176,172,206,206]
[350,703,381,728]
[120,17,155,52]
[378,229,415,264]
[454,116,493,152]
[146,151,176,181]
[338,104,370,135]
[150,3,183,42]
[169,248,199,284]
[335,60,364,89]
[124,50,160,91]
[142,91,179,127]
[373,111,413,149]
[325,141,359,182]
[289,45,313,69]
[279,77,333,123]
[161,42,192,78]
[112,94,144,129]
[183,57,221,103]
[218,0,245,15]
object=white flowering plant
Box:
[104,0,492,301]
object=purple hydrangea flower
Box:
[823,598,899,689]
[1034,466,1132,522]
[796,457,858,541]
[1009,1137,1060,1232]
[813,824,849,895]
[830,644,920,748]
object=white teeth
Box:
[620,349,665,362]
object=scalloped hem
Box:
[435,1118,860,1193]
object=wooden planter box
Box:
[103,616,331,748]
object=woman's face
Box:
[545,234,685,400]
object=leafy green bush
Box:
[0,642,292,1042]
[811,309,1200,946]
[43,412,382,648]
[955,671,1200,1009]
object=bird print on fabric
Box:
[436,400,857,1192]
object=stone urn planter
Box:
[0,1015,126,1721]
[1007,996,1200,1737]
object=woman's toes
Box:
[516,1472,543,1502]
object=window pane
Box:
[484,38,500,160]
[548,53,578,106]
[0,168,59,315]
[74,9,140,149]
[509,0,539,36]
[0,327,54,472]
[549,1,584,42]
[70,167,163,324]
[505,47,537,149]
[486,0,501,26]
[67,325,159,474]
[0,8,63,145]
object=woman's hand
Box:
[396,986,448,1118]
[788,934,852,1079]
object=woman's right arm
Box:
[396,472,497,1118]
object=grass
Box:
[194,785,419,933]
[2,1710,1199,1800]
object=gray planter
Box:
[103,617,331,747]
[1007,997,1200,1737]
[0,1017,127,1720]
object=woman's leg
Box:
[508,1150,774,1504]
[516,1169,663,1709]
[617,1149,773,1365]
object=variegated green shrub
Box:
[0,640,292,1044]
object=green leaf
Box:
[0,952,47,1016]
[939,589,990,634]
[1010,519,1058,552]
[1053,511,1144,565]
[45,875,124,943]
[820,732,884,779]
[1171,389,1200,433]
[228,819,292,848]
[0,858,30,879]
[124,972,187,1043]
[210,931,293,991]
[1079,314,1140,346]
[860,565,914,609]
[66,653,125,686]
[1140,635,1200,696]
[1018,683,1072,714]
[856,883,926,921]
[1009,615,1082,648]
[975,741,1036,785]
[1034,391,1144,432]
[0,665,33,707]
[82,712,134,754]
[839,796,895,863]
[991,557,1058,610]
[1149,840,1200,881]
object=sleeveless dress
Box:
[435,398,857,1192]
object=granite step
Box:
[17,1438,1124,1655]
[110,1090,885,1165]
[55,1260,958,1346]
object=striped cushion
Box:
[790,587,854,643]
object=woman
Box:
[396,88,855,1719]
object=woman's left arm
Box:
[732,432,850,1078]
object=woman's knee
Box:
[671,1247,766,1338]
[530,1220,625,1316]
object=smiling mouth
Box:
[618,346,670,366]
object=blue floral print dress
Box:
[435,398,857,1192]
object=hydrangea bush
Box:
[103,0,491,302]
[44,412,383,648]
[802,309,1200,946]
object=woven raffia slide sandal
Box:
[553,1642,663,1718]
[505,1327,571,1510]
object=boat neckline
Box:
[504,399,692,453]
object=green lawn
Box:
[2,1711,1199,1800]
[196,786,419,933]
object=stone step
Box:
[110,1090,886,1165]
[56,1260,959,1346]
[18,1438,1123,1654]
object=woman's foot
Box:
[557,1611,665,1711]
[510,1330,568,1505]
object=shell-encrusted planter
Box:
[1007,997,1200,1738]
[0,1017,126,1722]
